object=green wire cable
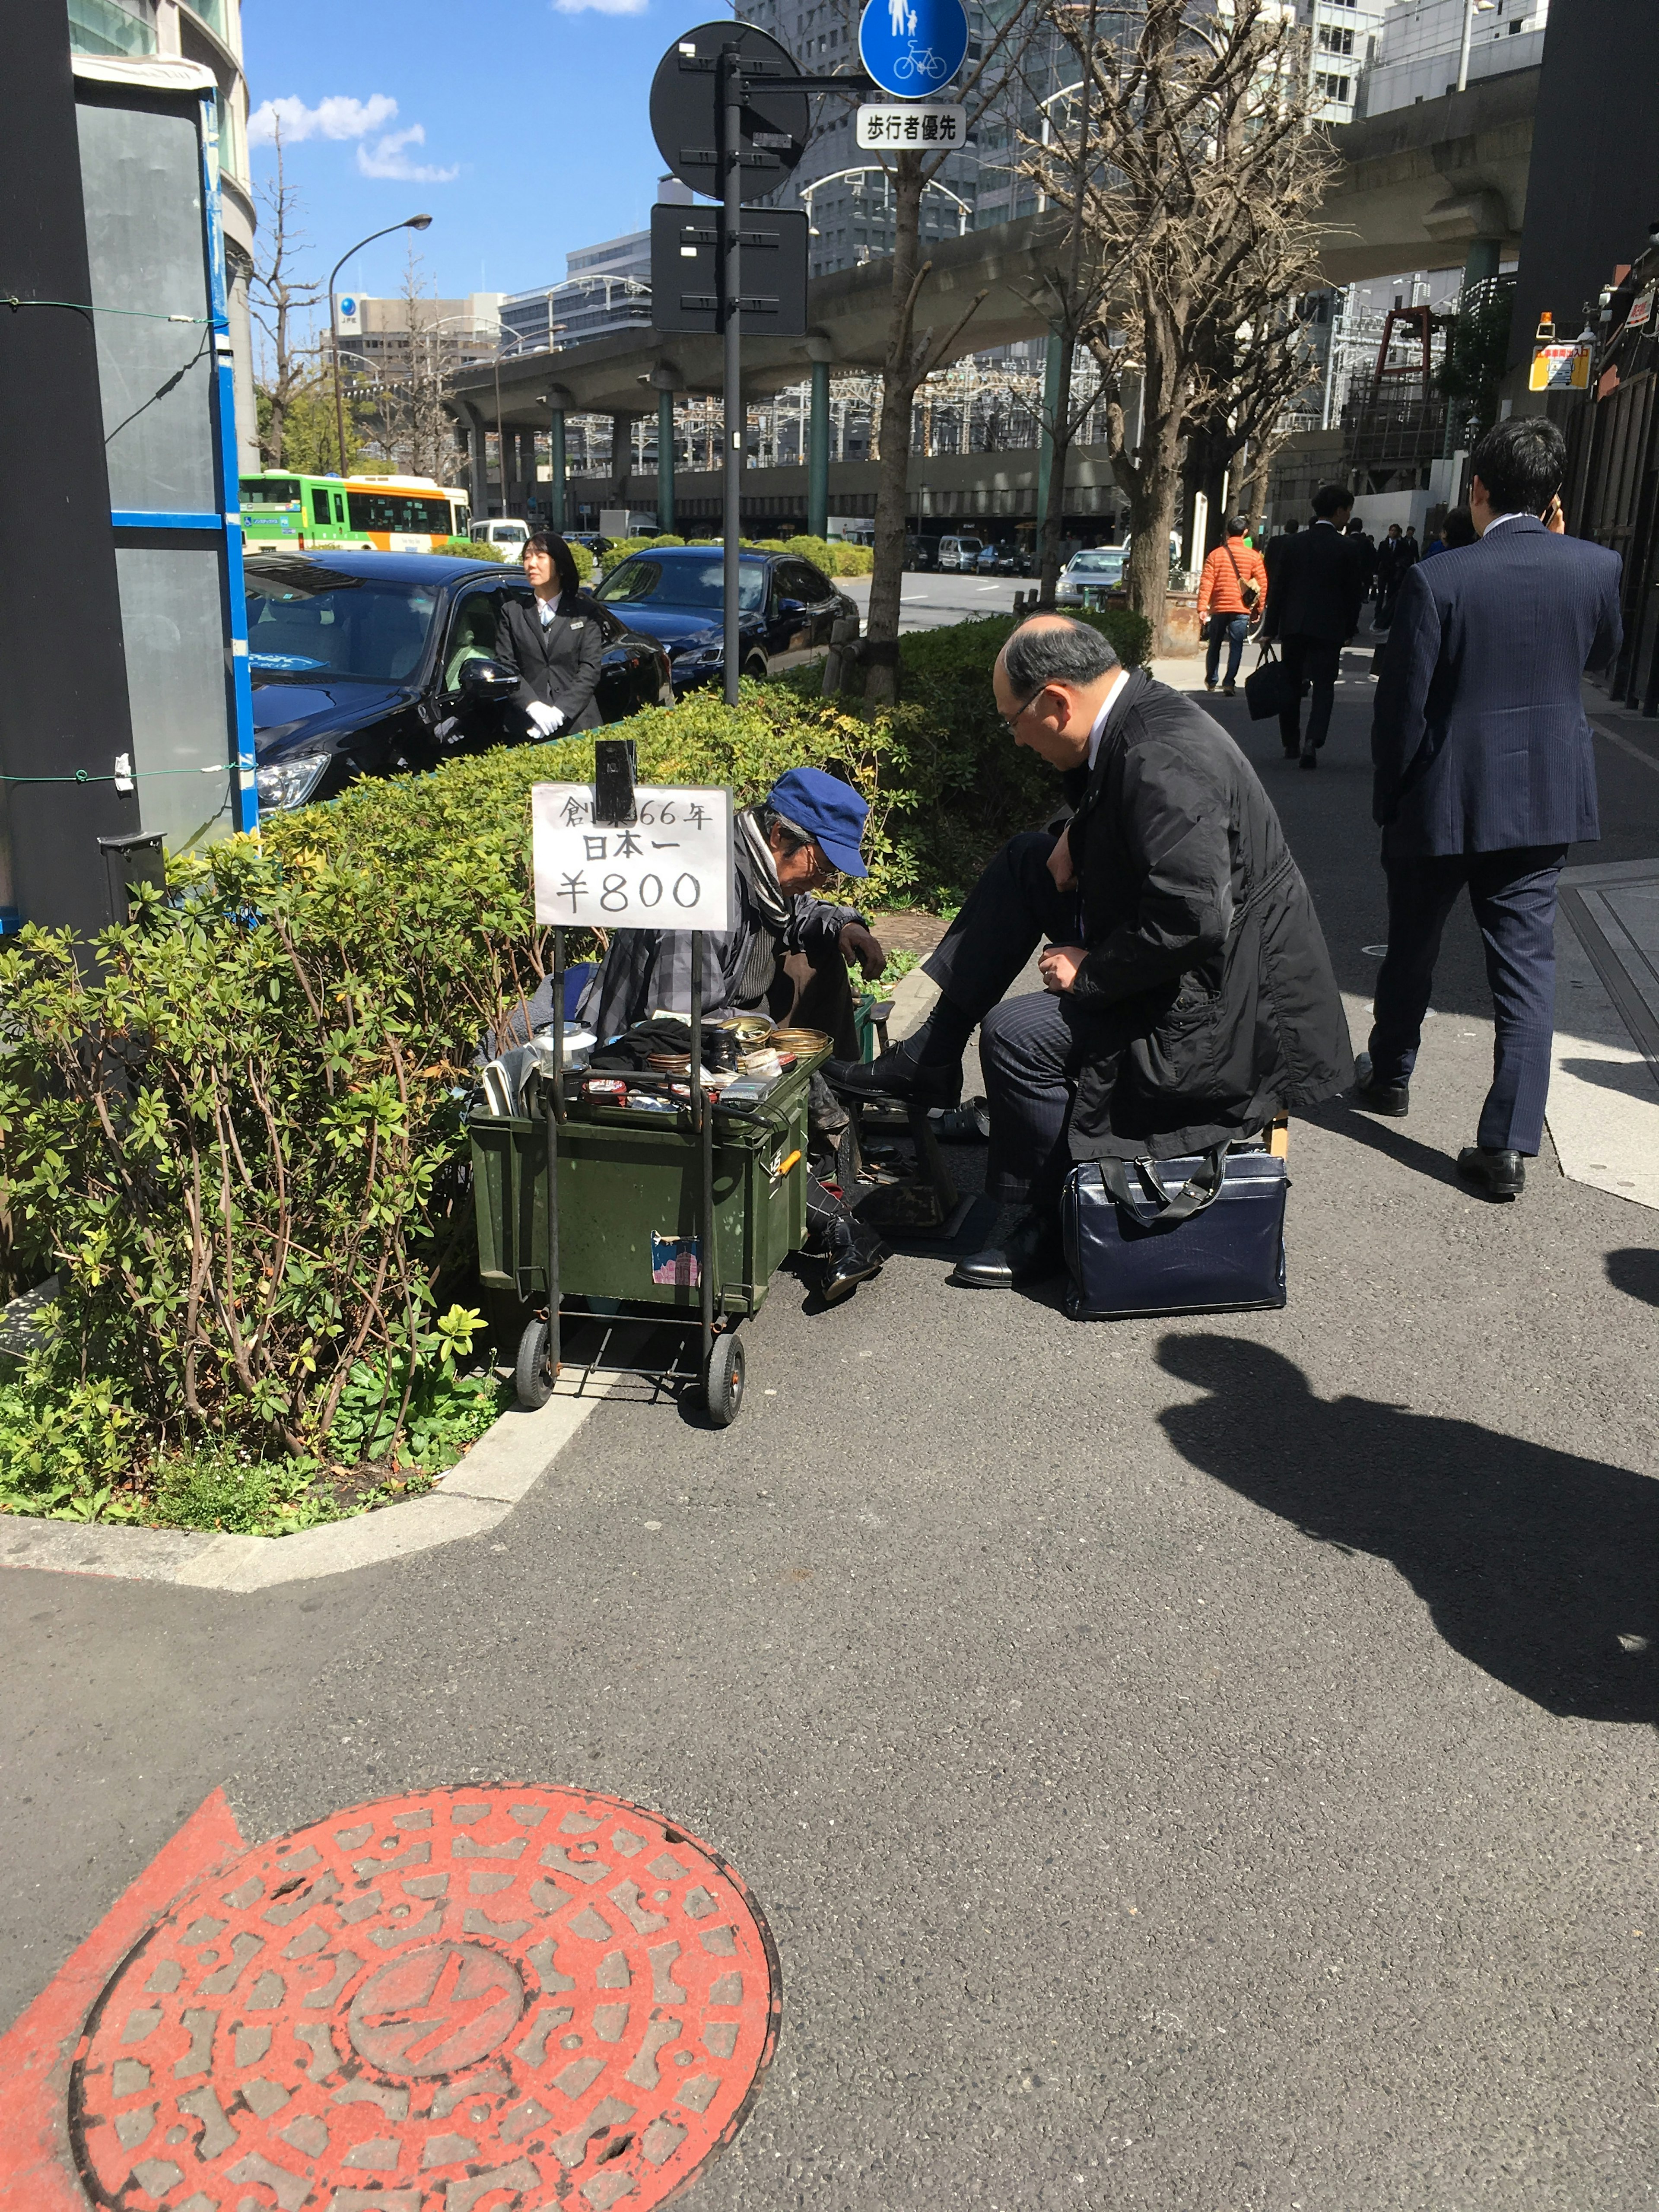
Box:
[0,767,234,785]
[5,296,215,326]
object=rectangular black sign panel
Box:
[649,205,809,337]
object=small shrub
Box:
[448,537,507,563]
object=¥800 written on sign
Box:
[531,782,733,932]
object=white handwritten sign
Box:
[531,783,733,932]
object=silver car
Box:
[1056,547,1128,606]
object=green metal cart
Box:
[470,931,828,1427]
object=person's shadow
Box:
[1157,1335,1659,1726]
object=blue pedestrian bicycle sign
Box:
[858,0,969,99]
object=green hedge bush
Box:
[0,603,1149,1512]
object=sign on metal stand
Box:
[650,22,871,704]
[531,759,734,1387]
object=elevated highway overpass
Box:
[450,67,1537,531]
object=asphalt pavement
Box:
[838,569,1026,632]
[5,626,1659,2209]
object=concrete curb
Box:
[886,959,940,1042]
[0,1381,609,1594]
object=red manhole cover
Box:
[68,1786,780,2210]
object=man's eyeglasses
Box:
[999,685,1049,739]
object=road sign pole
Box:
[722,41,743,708]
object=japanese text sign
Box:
[856,102,966,148]
[1529,342,1591,392]
[532,783,732,932]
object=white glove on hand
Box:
[526,701,565,738]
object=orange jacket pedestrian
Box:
[1196,534,1268,618]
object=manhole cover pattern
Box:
[70,1785,780,2211]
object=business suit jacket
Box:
[1261,520,1364,644]
[1054,669,1353,1159]
[496,591,604,731]
[1371,514,1624,856]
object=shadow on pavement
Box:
[1304,1098,1466,1190]
[1557,1055,1659,1104]
[1605,1246,1659,1307]
[1156,1332,1659,1726]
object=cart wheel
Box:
[701,1331,745,1427]
[515,1316,555,1410]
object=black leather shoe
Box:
[1299,741,1318,769]
[820,1221,891,1303]
[950,1209,1065,1290]
[1351,1052,1409,1117]
[825,1046,962,1109]
[1457,1146,1526,1198]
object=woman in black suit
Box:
[496,532,604,737]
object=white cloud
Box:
[248,93,398,148]
[355,125,460,185]
[553,0,651,16]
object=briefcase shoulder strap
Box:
[1222,542,1261,605]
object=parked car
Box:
[248,551,672,814]
[470,518,531,555]
[1055,545,1129,606]
[976,541,1031,577]
[906,534,939,571]
[937,534,984,572]
[590,545,858,690]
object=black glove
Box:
[838,920,886,982]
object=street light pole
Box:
[1456,0,1495,93]
[327,213,433,477]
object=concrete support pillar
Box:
[461,402,489,526]
[548,409,567,532]
[1462,237,1501,289]
[610,412,636,517]
[658,391,676,534]
[1036,331,1063,534]
[808,359,830,541]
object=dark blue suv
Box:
[591,546,858,691]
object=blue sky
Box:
[241,0,731,314]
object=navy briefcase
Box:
[1061,1145,1288,1321]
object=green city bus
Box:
[238,473,472,553]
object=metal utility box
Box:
[470,1051,819,1315]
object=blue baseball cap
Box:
[765,767,870,879]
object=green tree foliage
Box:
[256,373,367,476]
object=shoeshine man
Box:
[828,615,1352,1288]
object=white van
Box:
[472,518,531,554]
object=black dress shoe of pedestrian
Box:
[820,1220,892,1303]
[1457,1145,1526,1198]
[950,1208,1065,1290]
[1350,1052,1409,1117]
[825,1046,962,1108]
[1299,744,1318,769]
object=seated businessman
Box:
[829,614,1353,1287]
[1354,415,1624,1197]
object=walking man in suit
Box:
[1259,482,1365,768]
[1354,416,1624,1197]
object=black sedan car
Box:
[590,546,858,692]
[248,551,672,814]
